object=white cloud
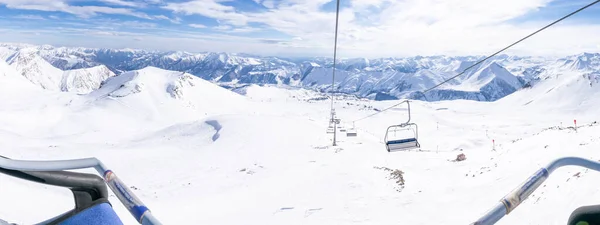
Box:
[155,15,181,24]
[78,18,158,29]
[214,25,232,30]
[253,0,276,8]
[230,26,262,33]
[116,20,157,28]
[4,21,600,58]
[157,0,600,57]
[2,0,599,57]
[88,31,119,36]
[0,0,151,19]
[262,0,275,9]
[100,0,144,8]
[189,23,207,28]
[163,0,249,26]
[12,14,46,20]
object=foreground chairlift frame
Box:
[472,157,600,225]
[384,100,420,152]
[0,156,160,225]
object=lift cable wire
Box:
[351,0,600,123]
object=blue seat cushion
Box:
[387,138,417,145]
[59,203,123,225]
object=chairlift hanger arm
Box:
[403,100,411,124]
[390,100,412,125]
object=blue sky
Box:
[0,0,599,57]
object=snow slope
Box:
[84,66,248,124]
[1,64,600,225]
[500,54,600,116]
[6,49,64,91]
[0,60,37,90]
[61,65,115,94]
[0,47,16,61]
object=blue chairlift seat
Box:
[384,123,420,152]
[386,137,420,152]
[60,203,123,225]
[346,129,357,137]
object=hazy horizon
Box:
[0,0,599,58]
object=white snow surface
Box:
[0,47,16,61]
[454,62,522,92]
[61,65,116,94]
[0,60,38,91]
[1,66,600,225]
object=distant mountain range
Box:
[1,43,599,101]
[1,46,115,94]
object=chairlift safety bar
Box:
[472,157,600,225]
[0,157,161,225]
[384,123,419,144]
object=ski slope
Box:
[1,67,600,225]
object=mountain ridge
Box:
[1,46,116,93]
[2,43,599,102]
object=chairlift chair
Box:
[383,100,420,152]
[339,124,346,132]
[346,122,357,137]
[384,123,420,152]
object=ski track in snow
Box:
[205,120,222,141]
[1,67,600,225]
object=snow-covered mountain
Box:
[62,65,115,94]
[6,49,63,90]
[0,59,38,91]
[500,52,600,113]
[3,43,600,102]
[91,66,244,102]
[85,66,247,121]
[1,46,116,94]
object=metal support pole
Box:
[333,121,337,146]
